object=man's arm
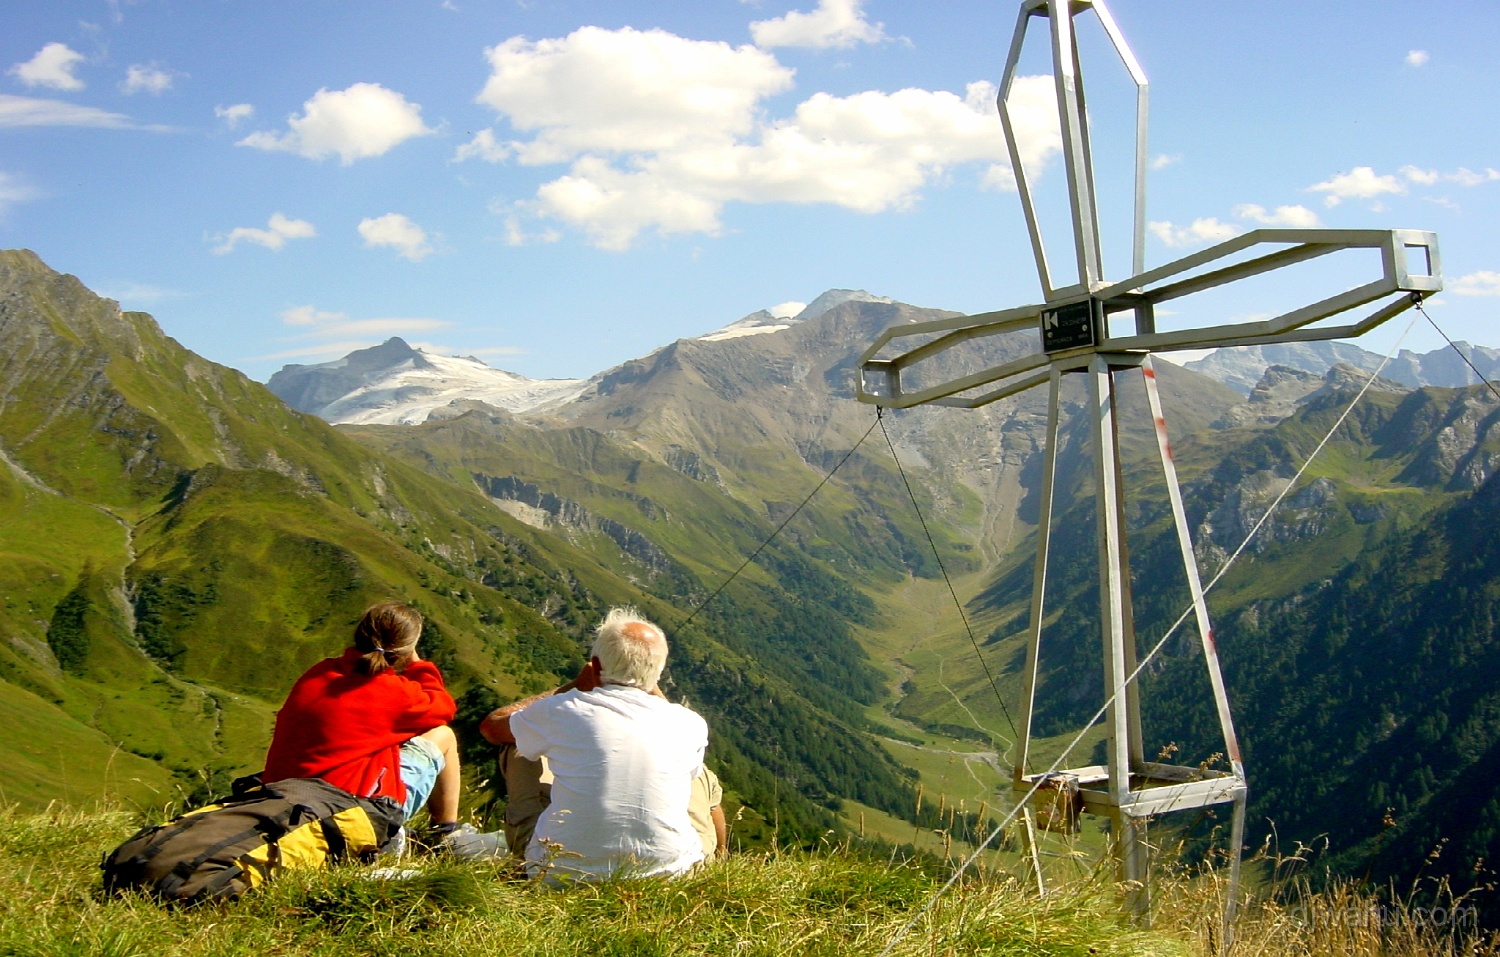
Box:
[710,804,729,857]
[479,660,599,745]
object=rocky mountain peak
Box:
[797,289,896,321]
[0,248,157,359]
[346,337,430,372]
[695,289,898,343]
[1321,362,1411,395]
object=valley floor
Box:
[850,568,1117,870]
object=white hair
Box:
[591,606,668,689]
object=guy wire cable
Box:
[876,409,1023,752]
[1416,299,1500,402]
[874,309,1423,957]
[675,413,882,634]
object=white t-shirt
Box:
[510,685,708,880]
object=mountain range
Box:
[6,246,1500,900]
[266,289,900,426]
[1183,339,1500,396]
[267,295,1497,432]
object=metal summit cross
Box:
[856,0,1442,919]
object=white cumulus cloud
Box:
[215,103,254,128]
[1451,271,1500,297]
[1406,50,1429,67]
[501,212,561,247]
[472,26,1059,249]
[1308,166,1405,207]
[750,0,886,50]
[122,63,175,95]
[1150,153,1181,171]
[8,43,86,91]
[211,213,316,254]
[1233,203,1321,227]
[1148,218,1240,248]
[478,27,793,164]
[1401,164,1500,188]
[768,300,806,319]
[452,128,511,163]
[239,83,433,164]
[0,171,42,215]
[1401,165,1440,186]
[358,213,434,260]
[282,305,345,326]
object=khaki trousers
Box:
[499,744,550,857]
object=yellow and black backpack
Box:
[101,775,403,904]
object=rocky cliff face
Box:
[473,472,674,574]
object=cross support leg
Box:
[1020,807,1047,896]
[1222,789,1248,954]
[1120,812,1150,921]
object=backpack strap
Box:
[318,816,350,862]
[167,800,304,885]
[124,805,225,869]
[195,863,248,900]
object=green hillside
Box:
[961,370,1500,899]
[348,408,925,832]
[1144,389,1500,907]
[0,249,921,841]
[0,249,604,806]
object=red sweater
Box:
[263,649,456,803]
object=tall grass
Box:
[1150,830,1500,957]
[0,803,1493,957]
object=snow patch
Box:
[289,347,585,425]
[699,324,791,342]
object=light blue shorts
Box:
[398,736,446,821]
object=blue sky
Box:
[3,0,1497,382]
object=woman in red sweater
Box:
[263,601,475,846]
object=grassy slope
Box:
[6,805,1493,957]
[0,251,610,808]
[0,805,1195,957]
[0,680,172,808]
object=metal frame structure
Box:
[854,0,1442,936]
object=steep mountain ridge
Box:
[1140,400,1500,907]
[548,298,1241,572]
[951,363,1500,898]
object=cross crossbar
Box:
[858,228,1440,410]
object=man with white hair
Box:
[480,606,708,880]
